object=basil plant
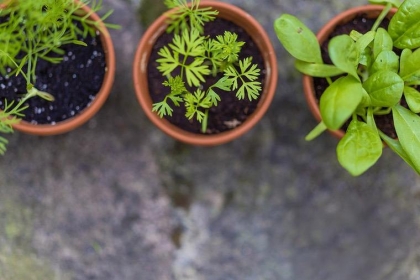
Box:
[274,0,420,176]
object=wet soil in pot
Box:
[0,22,106,125]
[147,18,266,134]
[313,15,403,139]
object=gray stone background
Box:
[1,0,420,279]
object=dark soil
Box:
[313,15,399,138]
[147,18,265,134]
[0,23,106,125]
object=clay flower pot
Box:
[302,5,397,139]
[133,1,277,146]
[11,1,116,136]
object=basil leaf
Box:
[274,14,322,63]
[337,119,382,176]
[373,28,393,59]
[403,86,420,113]
[363,70,403,107]
[329,35,360,80]
[368,0,401,7]
[378,131,419,175]
[371,50,399,73]
[392,105,420,173]
[399,48,420,82]
[388,0,420,49]
[294,60,344,77]
[320,76,364,130]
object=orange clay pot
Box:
[10,0,116,135]
[133,1,277,146]
[302,5,397,139]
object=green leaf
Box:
[157,46,180,76]
[225,57,262,101]
[378,130,419,174]
[373,28,393,59]
[356,30,375,53]
[337,119,382,176]
[320,76,364,130]
[403,86,420,113]
[392,104,420,173]
[388,0,420,49]
[328,35,360,79]
[184,90,212,122]
[294,60,344,77]
[212,31,245,63]
[368,0,401,7]
[399,48,420,82]
[371,50,399,73]
[184,57,210,87]
[152,101,173,117]
[355,31,375,66]
[362,70,403,107]
[274,14,322,63]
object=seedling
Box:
[152,0,262,133]
[274,0,420,176]
[0,0,118,154]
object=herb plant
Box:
[152,0,262,133]
[274,0,420,176]
[0,0,118,154]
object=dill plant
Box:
[152,0,263,133]
[0,0,117,154]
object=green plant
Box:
[274,0,420,176]
[152,0,262,133]
[0,0,118,154]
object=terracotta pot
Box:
[133,1,277,146]
[302,5,397,139]
[10,0,116,136]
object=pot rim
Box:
[10,0,116,136]
[302,4,398,139]
[133,0,277,146]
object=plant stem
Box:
[371,3,392,32]
[201,109,209,133]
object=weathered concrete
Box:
[1,0,420,279]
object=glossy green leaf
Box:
[294,60,344,77]
[274,14,322,63]
[399,48,420,82]
[368,0,401,7]
[392,105,420,173]
[363,70,403,107]
[356,30,375,52]
[404,86,420,113]
[399,49,412,78]
[337,119,382,176]
[371,50,399,73]
[320,76,364,130]
[388,0,420,49]
[329,35,360,79]
[355,31,375,66]
[373,28,393,59]
[378,131,419,175]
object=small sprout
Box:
[154,0,262,133]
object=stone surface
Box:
[1,0,420,279]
